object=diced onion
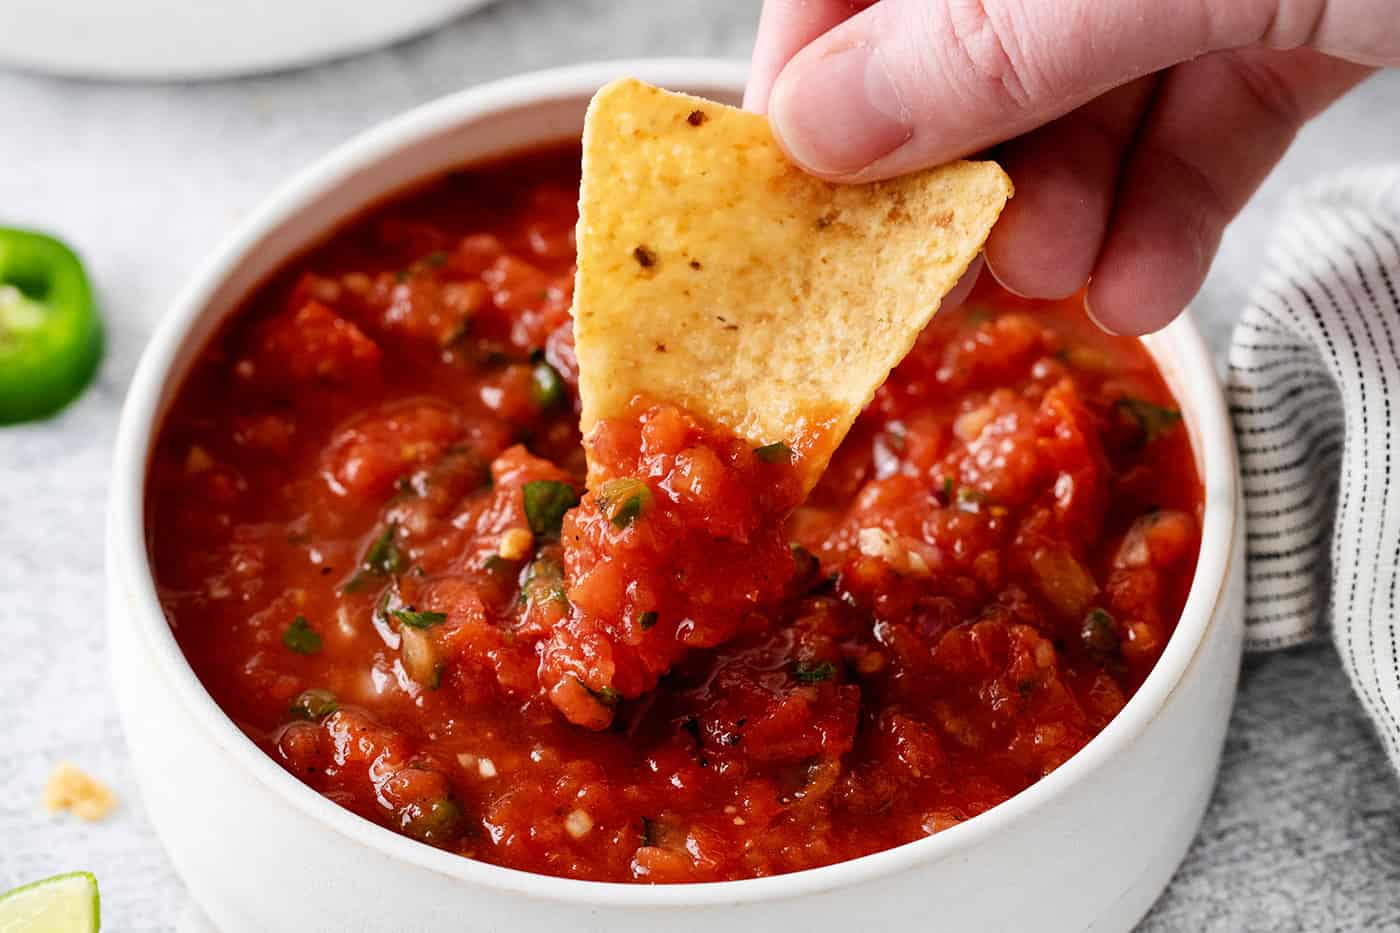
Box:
[565,809,594,839]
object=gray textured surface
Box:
[1,1,1398,929]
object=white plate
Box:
[0,0,494,81]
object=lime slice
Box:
[0,872,99,933]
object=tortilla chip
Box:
[573,78,1012,490]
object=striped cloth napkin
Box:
[1228,165,1400,767]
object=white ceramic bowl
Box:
[108,58,1245,933]
[0,0,492,80]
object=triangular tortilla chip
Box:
[573,78,1012,491]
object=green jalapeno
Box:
[0,227,103,424]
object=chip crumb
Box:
[44,762,117,822]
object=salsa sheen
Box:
[149,145,1203,883]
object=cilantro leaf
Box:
[792,661,837,684]
[522,480,578,538]
[341,522,406,593]
[290,688,338,719]
[753,441,792,464]
[575,675,620,707]
[389,607,448,629]
[282,616,322,655]
[1117,397,1182,441]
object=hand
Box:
[746,0,1396,334]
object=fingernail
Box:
[1082,283,1121,335]
[938,255,984,312]
[984,255,1033,299]
[770,44,912,176]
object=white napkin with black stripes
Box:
[1228,165,1400,767]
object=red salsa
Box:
[148,145,1202,883]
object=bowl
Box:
[108,58,1245,933]
[0,0,493,80]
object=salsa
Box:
[544,399,806,729]
[148,145,1202,883]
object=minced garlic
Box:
[857,527,931,577]
[498,527,534,561]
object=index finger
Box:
[744,0,864,112]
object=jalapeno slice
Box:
[0,228,103,424]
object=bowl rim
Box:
[0,0,495,81]
[109,56,1240,908]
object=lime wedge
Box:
[0,872,99,933]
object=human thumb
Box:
[765,0,1386,181]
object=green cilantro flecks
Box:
[389,607,448,629]
[282,616,323,655]
[289,688,338,719]
[1117,397,1182,442]
[792,661,837,684]
[522,480,578,538]
[753,441,792,464]
[341,522,406,593]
